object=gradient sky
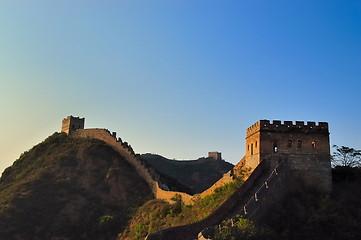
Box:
[0,0,360,174]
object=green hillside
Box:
[119,178,243,240]
[0,132,152,240]
[141,153,234,194]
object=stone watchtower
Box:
[244,120,332,191]
[61,116,85,135]
[208,152,222,161]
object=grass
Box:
[119,178,243,240]
[214,215,275,240]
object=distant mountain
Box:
[0,133,152,240]
[141,154,234,194]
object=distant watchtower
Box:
[244,120,332,191]
[208,152,222,161]
[61,116,85,135]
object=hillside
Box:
[211,166,361,240]
[3,131,360,240]
[0,132,152,240]
[119,178,243,240]
[141,154,234,194]
[120,166,361,240]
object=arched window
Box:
[298,140,302,148]
[312,141,316,149]
[288,140,293,147]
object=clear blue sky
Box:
[0,0,360,174]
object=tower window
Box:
[248,145,249,151]
[255,141,257,148]
[273,141,278,153]
[288,140,293,147]
[298,140,302,148]
[312,141,316,149]
[251,143,254,155]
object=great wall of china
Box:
[63,116,236,205]
[62,116,332,240]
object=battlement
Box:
[246,120,329,137]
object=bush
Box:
[214,216,275,240]
[121,179,243,239]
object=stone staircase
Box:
[146,159,288,240]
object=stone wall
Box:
[229,160,288,222]
[147,150,331,240]
[199,170,234,198]
[71,129,157,194]
[146,159,269,240]
[244,128,261,170]
[71,128,236,205]
[244,120,331,191]
[154,181,193,204]
[155,167,236,204]
[287,154,332,191]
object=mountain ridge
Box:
[0,132,152,240]
[141,153,234,194]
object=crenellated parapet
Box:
[246,120,329,137]
[244,119,332,192]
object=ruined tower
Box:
[61,116,85,135]
[244,120,332,191]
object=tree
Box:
[332,145,361,167]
